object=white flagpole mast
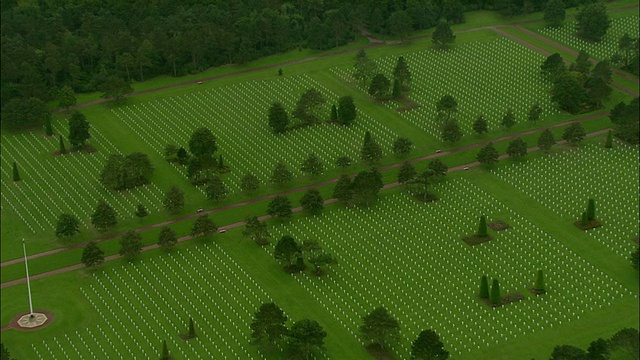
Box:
[23,239,34,315]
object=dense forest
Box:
[1,0,592,122]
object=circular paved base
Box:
[18,313,48,328]
[2,310,54,332]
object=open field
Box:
[111,74,397,194]
[0,123,165,259]
[332,35,560,138]
[2,4,638,360]
[3,170,637,359]
[268,178,637,359]
[538,15,639,61]
[493,143,639,259]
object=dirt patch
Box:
[479,292,525,308]
[488,220,511,231]
[462,234,494,246]
[395,97,421,112]
[529,288,546,296]
[574,219,603,231]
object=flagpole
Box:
[23,239,34,315]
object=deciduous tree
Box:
[119,230,142,260]
[541,53,565,79]
[274,235,300,266]
[477,142,499,167]
[436,95,457,120]
[163,186,184,214]
[352,169,383,207]
[333,175,354,203]
[81,241,105,267]
[442,119,462,143]
[268,102,289,133]
[267,195,293,220]
[190,214,217,238]
[506,137,528,158]
[393,137,413,157]
[271,162,293,186]
[432,20,455,48]
[135,204,148,219]
[549,345,587,360]
[101,75,133,102]
[91,200,117,231]
[68,111,90,148]
[188,127,217,159]
[411,329,449,360]
[243,216,270,245]
[293,88,325,124]
[241,173,260,194]
[205,175,228,202]
[368,73,391,99]
[427,158,449,179]
[360,307,400,350]
[300,189,324,215]
[538,129,556,153]
[55,213,80,239]
[337,96,357,125]
[353,50,378,84]
[251,302,288,350]
[528,103,543,122]
[158,226,178,249]
[286,319,327,359]
[336,156,352,169]
[544,0,566,28]
[300,154,324,176]
[562,122,586,146]
[473,115,488,134]
[576,3,610,42]
[398,161,417,184]
[57,85,77,110]
[501,109,516,129]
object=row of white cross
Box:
[267,177,634,356]
[538,15,639,61]
[331,36,560,139]
[493,143,639,260]
[112,73,398,194]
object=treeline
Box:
[1,0,592,123]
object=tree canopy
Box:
[360,307,400,350]
[432,20,456,48]
[575,3,610,42]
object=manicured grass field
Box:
[538,15,639,61]
[266,178,635,358]
[0,124,165,259]
[7,171,635,359]
[2,5,638,360]
[493,143,639,259]
[111,74,398,193]
[332,36,560,138]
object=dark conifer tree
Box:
[479,275,489,299]
[477,215,488,237]
[490,279,501,306]
[12,161,20,182]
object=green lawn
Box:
[2,3,638,360]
